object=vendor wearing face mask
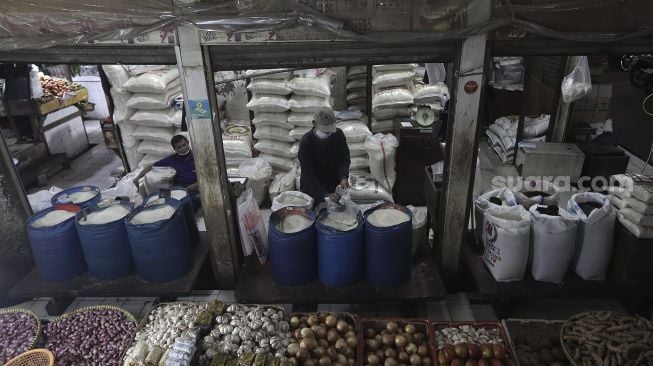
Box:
[134,134,198,194]
[298,108,350,205]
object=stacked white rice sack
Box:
[222,122,254,177]
[346,66,367,110]
[485,115,550,164]
[102,65,182,170]
[334,109,372,173]
[607,174,653,239]
[371,64,417,133]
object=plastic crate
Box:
[360,318,434,366]
[501,319,564,366]
[431,321,517,363]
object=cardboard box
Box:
[515,142,585,182]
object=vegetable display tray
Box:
[430,321,517,363]
[291,312,361,366]
[0,307,43,361]
[502,319,564,366]
[359,317,435,366]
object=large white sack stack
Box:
[346,66,368,110]
[485,115,550,164]
[333,109,372,173]
[371,64,418,133]
[222,122,253,177]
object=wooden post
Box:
[175,25,239,287]
[439,0,490,283]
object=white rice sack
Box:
[288,112,315,127]
[110,87,134,123]
[223,124,253,159]
[269,169,296,200]
[138,154,166,168]
[130,108,179,128]
[373,106,412,119]
[244,69,291,80]
[414,82,449,103]
[246,94,289,113]
[144,166,177,195]
[348,142,367,156]
[337,121,372,143]
[137,140,175,156]
[132,126,176,143]
[253,125,294,142]
[346,90,367,102]
[239,158,273,205]
[367,208,410,227]
[102,65,130,88]
[130,205,176,225]
[254,139,294,158]
[277,214,312,234]
[290,74,332,97]
[117,123,139,149]
[32,210,76,228]
[372,71,415,89]
[125,65,167,76]
[346,79,367,90]
[374,64,417,72]
[626,196,653,214]
[252,112,292,129]
[335,109,364,120]
[347,66,367,77]
[146,190,188,206]
[618,212,653,239]
[372,88,414,108]
[127,86,182,110]
[351,157,370,170]
[371,119,394,133]
[290,126,312,141]
[271,191,313,212]
[79,205,131,225]
[621,208,653,226]
[482,205,531,282]
[523,114,550,138]
[365,133,399,191]
[227,165,241,177]
[607,194,628,210]
[349,172,394,203]
[288,95,332,113]
[246,79,292,95]
[123,68,180,93]
[259,153,295,172]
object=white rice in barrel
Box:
[366,208,410,228]
[32,210,76,228]
[130,205,176,225]
[79,205,131,225]
[277,214,312,234]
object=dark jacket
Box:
[298,128,350,204]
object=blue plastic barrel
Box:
[27,207,87,282]
[75,203,135,280]
[125,200,192,283]
[51,186,101,210]
[365,203,413,287]
[268,207,317,286]
[145,188,199,246]
[316,211,364,287]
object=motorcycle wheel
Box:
[630,64,650,88]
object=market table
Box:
[9,233,209,298]
[235,247,446,304]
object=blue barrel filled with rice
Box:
[75,202,135,280]
[365,203,413,287]
[316,209,365,287]
[27,207,87,282]
[145,188,199,246]
[125,199,192,283]
[268,207,317,286]
[50,186,101,210]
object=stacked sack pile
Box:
[607,174,653,238]
[371,64,418,133]
[102,65,183,169]
[222,121,254,178]
[485,114,550,164]
[346,66,367,110]
[489,57,525,91]
[335,109,372,174]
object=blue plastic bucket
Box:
[51,186,101,210]
[316,210,364,287]
[268,207,317,286]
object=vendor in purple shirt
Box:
[135,135,199,194]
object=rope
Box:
[380,141,391,191]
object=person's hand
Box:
[339,178,349,189]
[186,183,199,195]
[329,192,341,202]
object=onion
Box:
[386,321,399,333]
[0,312,38,363]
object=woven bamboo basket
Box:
[0,307,42,362]
[3,349,54,366]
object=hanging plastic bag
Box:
[482,205,531,282]
[236,188,268,265]
[561,56,592,103]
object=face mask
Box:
[178,147,191,156]
[315,130,332,140]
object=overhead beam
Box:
[0,45,176,65]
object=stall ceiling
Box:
[208,41,457,70]
[0,45,176,65]
[491,37,653,57]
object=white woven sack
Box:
[350,157,370,171]
[338,121,372,143]
[372,88,414,108]
[626,197,653,214]
[289,126,312,141]
[348,142,367,156]
[144,166,177,195]
[523,114,550,139]
[617,212,653,239]
[246,94,290,113]
[136,140,175,156]
[227,165,241,177]
[567,192,616,280]
[110,87,134,123]
[607,194,628,210]
[288,95,332,113]
[349,172,393,203]
[482,205,531,282]
[374,64,417,71]
[244,69,292,80]
[252,112,292,129]
[124,149,143,171]
[413,82,449,102]
[290,74,332,97]
[288,112,315,127]
[246,79,292,95]
[365,133,399,191]
[123,68,180,93]
[254,139,294,158]
[372,106,412,119]
[271,191,314,212]
[259,153,295,172]
[102,65,130,88]
[126,86,181,110]
[117,123,139,148]
[269,169,296,200]
[347,90,367,102]
[372,71,415,89]
[125,65,167,76]
[223,125,253,159]
[529,205,579,283]
[132,126,176,143]
[346,79,367,90]
[347,66,367,77]
[253,125,294,142]
[129,108,179,128]
[137,154,167,168]
[239,158,273,206]
[371,119,394,133]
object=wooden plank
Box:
[0,45,176,65]
[38,89,88,115]
[235,249,446,304]
[9,235,209,298]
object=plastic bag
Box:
[288,112,316,127]
[137,140,175,156]
[102,65,130,87]
[269,168,297,200]
[365,133,399,191]
[239,158,273,206]
[253,112,293,129]
[27,186,63,213]
[144,167,177,195]
[372,71,415,89]
[259,153,295,172]
[321,186,360,232]
[271,191,314,212]
[482,205,531,282]
[236,188,268,265]
[127,86,182,110]
[561,56,592,103]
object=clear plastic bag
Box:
[561,56,592,103]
